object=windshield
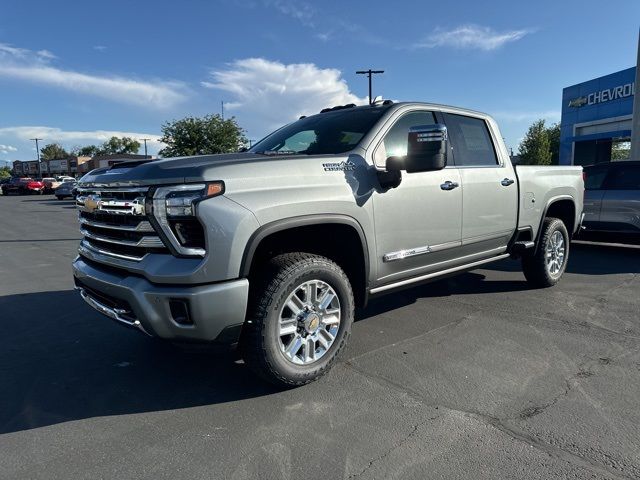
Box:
[250,105,391,155]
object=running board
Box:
[369,253,511,294]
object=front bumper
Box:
[72,256,249,343]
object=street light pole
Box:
[140,138,150,157]
[356,69,384,104]
[30,138,42,177]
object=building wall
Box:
[560,67,635,165]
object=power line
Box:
[356,69,384,104]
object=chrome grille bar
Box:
[78,215,154,232]
[80,240,147,262]
[80,227,165,248]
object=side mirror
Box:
[406,124,447,172]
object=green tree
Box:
[99,136,140,155]
[518,120,552,165]
[547,123,560,165]
[72,145,101,157]
[71,137,141,157]
[40,143,69,161]
[159,114,247,157]
[0,166,11,179]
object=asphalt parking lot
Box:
[0,194,639,480]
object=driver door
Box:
[371,110,463,286]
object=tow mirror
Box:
[406,124,447,172]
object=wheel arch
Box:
[534,196,576,253]
[241,214,370,307]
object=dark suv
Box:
[583,161,640,236]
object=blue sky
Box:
[1,0,638,165]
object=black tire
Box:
[55,195,63,200]
[522,217,570,288]
[242,252,354,387]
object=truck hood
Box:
[78,153,275,187]
[78,151,362,188]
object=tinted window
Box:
[443,113,498,166]
[583,165,609,190]
[604,165,640,190]
[375,111,437,165]
[250,106,390,155]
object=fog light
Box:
[169,299,192,325]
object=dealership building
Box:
[560,66,636,165]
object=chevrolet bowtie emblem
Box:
[83,195,101,213]
[568,96,587,108]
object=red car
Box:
[1,177,45,195]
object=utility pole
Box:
[356,69,384,104]
[30,138,42,177]
[140,138,150,157]
[221,101,224,120]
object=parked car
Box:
[54,181,78,200]
[0,177,11,194]
[1,177,45,195]
[582,161,640,237]
[42,177,58,193]
[73,100,584,386]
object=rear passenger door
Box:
[442,113,517,255]
[600,164,640,233]
[582,164,609,228]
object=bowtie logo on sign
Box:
[569,82,635,108]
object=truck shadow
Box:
[357,269,529,321]
[0,290,278,435]
[484,242,640,275]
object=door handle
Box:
[501,178,515,186]
[440,181,459,191]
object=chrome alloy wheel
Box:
[278,280,341,365]
[545,230,566,277]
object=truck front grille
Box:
[76,187,169,261]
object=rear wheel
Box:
[242,253,354,387]
[522,217,569,288]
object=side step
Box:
[511,240,535,254]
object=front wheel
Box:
[242,253,354,387]
[522,217,570,288]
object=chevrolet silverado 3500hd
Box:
[73,101,584,386]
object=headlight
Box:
[151,182,224,256]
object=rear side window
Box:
[603,165,640,190]
[584,165,609,190]
[443,113,499,166]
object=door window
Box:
[603,165,640,190]
[583,165,609,190]
[443,113,499,166]
[374,111,437,167]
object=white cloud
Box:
[0,144,18,154]
[0,126,164,153]
[0,43,186,108]
[93,45,107,52]
[415,24,532,51]
[263,0,315,26]
[202,58,367,136]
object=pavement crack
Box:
[347,416,436,479]
[517,378,572,420]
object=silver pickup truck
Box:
[72,101,584,386]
